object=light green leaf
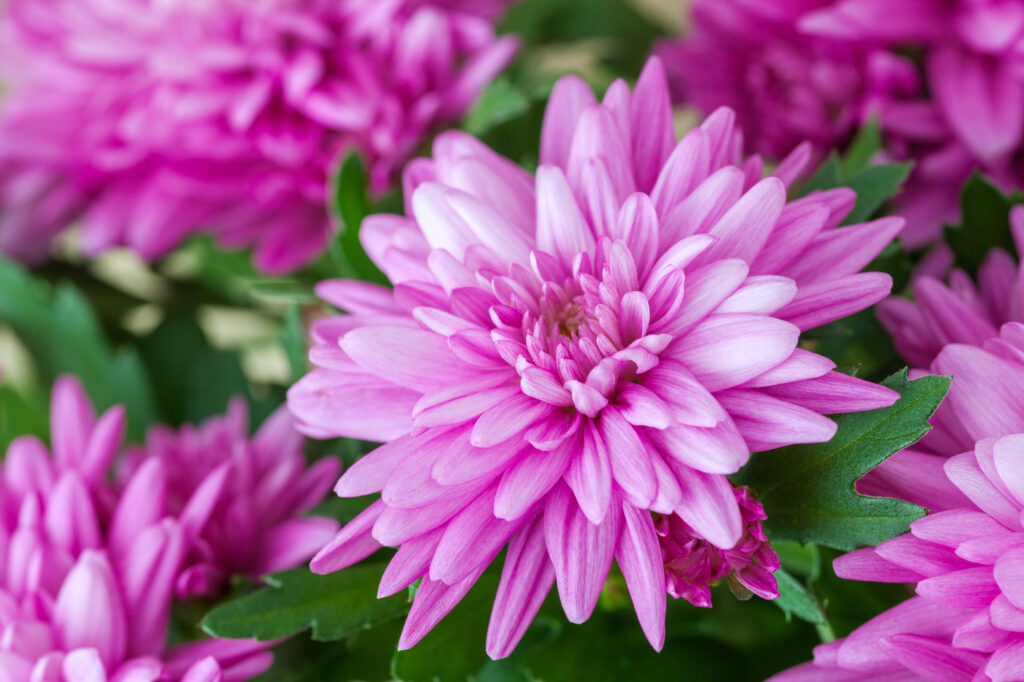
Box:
[463,77,530,137]
[840,162,912,225]
[0,257,156,440]
[773,569,826,625]
[839,119,881,179]
[734,370,949,551]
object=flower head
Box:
[658,486,780,608]
[289,57,902,658]
[0,376,272,680]
[773,432,1024,682]
[0,0,518,272]
[658,0,920,163]
[879,206,1024,370]
[118,399,340,599]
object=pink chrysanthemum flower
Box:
[0,377,271,680]
[800,0,1024,248]
[878,206,1024,370]
[772,431,1024,682]
[657,0,920,163]
[658,486,780,608]
[288,57,902,658]
[118,399,340,599]
[0,0,518,272]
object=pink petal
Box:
[615,501,666,651]
[564,422,613,524]
[543,484,621,624]
[669,463,743,548]
[540,75,596,168]
[310,501,384,574]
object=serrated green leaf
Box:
[773,569,826,625]
[330,152,388,285]
[0,257,156,440]
[734,370,949,550]
[202,564,407,642]
[840,119,881,179]
[945,173,1021,276]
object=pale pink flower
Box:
[772,432,1024,682]
[0,0,518,272]
[0,377,271,681]
[288,57,901,658]
[118,399,340,599]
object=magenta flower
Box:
[118,400,341,599]
[878,206,1024,370]
[0,0,518,273]
[0,376,271,680]
[658,485,780,609]
[772,431,1024,682]
[657,0,920,165]
[288,57,902,658]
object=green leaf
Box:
[840,162,913,225]
[330,152,388,285]
[840,119,881,179]
[945,173,1021,276]
[463,77,531,137]
[773,569,826,625]
[735,370,949,551]
[391,572,500,682]
[801,153,841,195]
[282,305,308,384]
[202,564,407,642]
[0,384,49,451]
[0,256,157,440]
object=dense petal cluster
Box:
[879,206,1024,370]
[118,399,340,599]
[657,485,779,608]
[288,57,902,658]
[0,377,271,681]
[658,0,920,162]
[0,0,518,272]
[664,0,1024,248]
[773,432,1024,682]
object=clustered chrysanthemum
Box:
[660,0,1024,248]
[287,56,903,658]
[0,0,518,272]
[0,376,337,679]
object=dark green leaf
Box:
[841,162,912,225]
[735,370,949,550]
[202,564,408,642]
[330,152,388,285]
[282,305,308,384]
[946,172,1021,276]
[0,256,157,440]
[391,572,500,682]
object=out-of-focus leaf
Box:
[841,162,912,225]
[202,564,407,642]
[0,256,156,440]
[391,572,500,682]
[0,384,49,451]
[802,153,841,195]
[946,173,1022,276]
[330,152,388,285]
[464,77,531,137]
[773,569,826,625]
[735,370,948,551]
[282,305,307,384]
[839,119,881,179]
